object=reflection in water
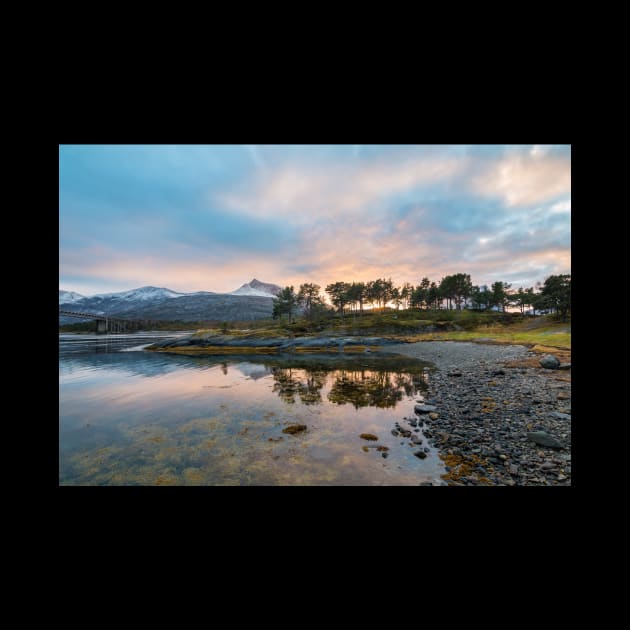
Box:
[59,335,440,486]
[272,368,328,405]
[271,367,427,409]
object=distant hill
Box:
[59,280,281,323]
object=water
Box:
[60,333,444,485]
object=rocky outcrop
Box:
[148,334,403,353]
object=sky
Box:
[59,144,571,296]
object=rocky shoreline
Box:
[148,333,402,353]
[149,332,572,486]
[387,341,571,486]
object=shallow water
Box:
[59,333,444,485]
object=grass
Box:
[400,319,570,349]
[90,308,570,353]
[212,311,571,350]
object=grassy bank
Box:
[193,310,571,350]
[62,309,570,351]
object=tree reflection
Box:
[270,365,427,409]
[328,369,414,409]
[271,368,327,405]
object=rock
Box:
[509,465,519,475]
[415,404,438,414]
[414,451,427,459]
[549,411,571,420]
[361,446,370,453]
[429,412,439,420]
[360,433,378,441]
[400,430,412,438]
[492,369,506,376]
[558,363,571,370]
[448,371,463,377]
[282,424,307,434]
[382,452,389,458]
[391,429,400,437]
[539,354,560,369]
[376,446,389,452]
[557,392,570,400]
[540,462,556,470]
[410,435,422,444]
[527,431,564,449]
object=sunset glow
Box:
[59,144,571,295]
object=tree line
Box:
[273,273,571,322]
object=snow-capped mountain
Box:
[59,279,281,323]
[59,290,85,304]
[92,286,186,301]
[230,278,282,298]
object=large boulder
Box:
[539,354,560,369]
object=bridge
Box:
[59,309,155,333]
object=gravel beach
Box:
[386,341,571,486]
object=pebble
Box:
[415,404,438,414]
[386,341,571,486]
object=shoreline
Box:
[389,341,571,486]
[148,333,571,486]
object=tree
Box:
[525,287,536,314]
[400,282,413,310]
[344,282,366,315]
[410,277,430,310]
[382,278,395,309]
[471,285,491,310]
[452,273,473,309]
[391,286,402,310]
[272,286,298,322]
[439,276,455,309]
[514,288,528,314]
[410,285,425,310]
[427,282,439,310]
[365,280,380,310]
[325,282,351,317]
[491,281,512,312]
[540,274,571,320]
[297,283,322,320]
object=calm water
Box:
[59,333,444,485]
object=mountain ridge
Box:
[59,279,282,322]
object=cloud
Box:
[217,154,466,221]
[530,144,550,157]
[60,145,571,295]
[550,199,571,214]
[473,153,571,206]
